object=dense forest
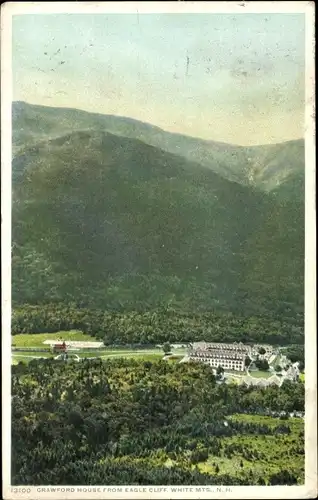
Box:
[12,103,304,322]
[12,358,304,485]
[11,103,305,487]
[12,304,304,346]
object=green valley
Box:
[10,101,306,488]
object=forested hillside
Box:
[12,358,304,485]
[12,127,304,321]
[12,305,303,346]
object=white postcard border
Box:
[1,2,316,499]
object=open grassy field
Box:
[11,351,170,364]
[11,333,186,364]
[11,351,184,365]
[249,370,272,379]
[12,330,93,348]
[11,333,187,365]
[196,413,304,484]
[12,353,53,364]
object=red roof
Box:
[54,343,66,350]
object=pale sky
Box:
[12,13,305,146]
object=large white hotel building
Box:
[188,341,250,372]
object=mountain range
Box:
[13,101,304,192]
[11,101,304,318]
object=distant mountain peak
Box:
[12,100,305,192]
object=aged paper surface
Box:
[1,1,316,499]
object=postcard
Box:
[1,1,316,499]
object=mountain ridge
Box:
[12,127,304,317]
[13,100,303,149]
[12,101,305,192]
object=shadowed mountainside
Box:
[12,127,304,316]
